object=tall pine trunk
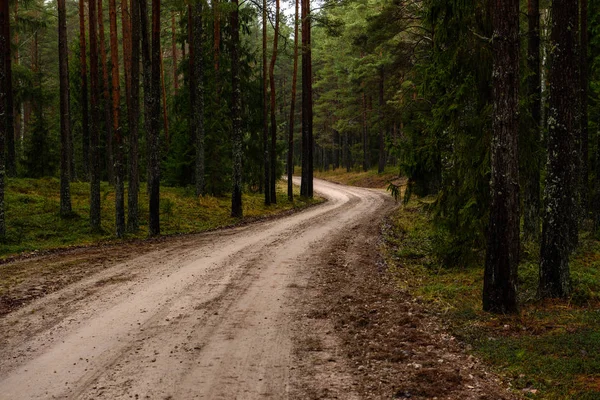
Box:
[269,0,280,203]
[362,91,368,172]
[109,0,125,237]
[58,0,72,217]
[483,0,520,314]
[539,0,579,298]
[287,0,299,202]
[580,0,589,214]
[193,0,205,197]
[4,1,15,178]
[172,11,178,93]
[79,0,90,180]
[262,0,270,205]
[230,0,243,217]
[98,0,114,185]
[523,0,541,241]
[147,0,161,236]
[160,50,169,146]
[300,0,313,197]
[127,0,140,232]
[378,66,385,174]
[0,0,8,236]
[90,0,102,231]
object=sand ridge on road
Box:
[0,178,395,399]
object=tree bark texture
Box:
[269,0,280,204]
[127,0,141,232]
[193,0,205,197]
[230,0,243,218]
[109,0,125,237]
[378,67,385,174]
[90,0,102,231]
[98,0,114,185]
[539,0,580,298]
[482,0,520,314]
[79,0,90,180]
[58,0,72,217]
[3,1,14,178]
[580,0,589,213]
[300,0,313,197]
[262,0,270,205]
[0,0,8,236]
[287,0,299,202]
[148,0,161,236]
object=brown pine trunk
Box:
[192,0,205,196]
[580,0,589,213]
[148,0,161,236]
[122,0,132,112]
[109,0,125,237]
[58,0,72,217]
[262,0,270,205]
[287,0,299,202]
[90,0,102,231]
[362,91,368,172]
[0,0,9,236]
[523,0,541,241]
[539,0,579,298]
[127,0,141,232]
[483,0,520,314]
[213,0,220,73]
[79,0,90,179]
[3,0,15,178]
[269,0,280,203]
[172,11,178,93]
[160,50,169,147]
[300,0,313,197]
[378,66,385,174]
[230,0,242,218]
[98,0,114,184]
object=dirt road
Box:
[0,178,395,399]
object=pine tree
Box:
[230,0,242,217]
[4,0,15,179]
[79,0,90,180]
[300,0,313,197]
[193,0,205,197]
[127,0,141,232]
[482,0,520,314]
[288,0,299,202]
[0,0,8,237]
[148,0,161,235]
[269,0,280,203]
[58,0,72,217]
[539,0,580,298]
[90,0,101,231]
[262,0,270,205]
[98,0,114,185]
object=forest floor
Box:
[0,176,518,399]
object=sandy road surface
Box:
[0,178,395,400]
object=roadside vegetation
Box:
[0,178,321,259]
[384,198,600,399]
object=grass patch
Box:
[0,177,322,259]
[384,199,600,399]
[308,165,402,189]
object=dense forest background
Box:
[0,0,599,311]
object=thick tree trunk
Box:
[300,0,313,197]
[127,0,141,232]
[109,0,125,237]
[230,0,243,218]
[539,0,579,298]
[482,0,519,314]
[148,0,161,236]
[193,0,205,196]
[378,66,385,174]
[580,0,589,214]
[89,0,102,231]
[262,0,270,205]
[98,0,114,185]
[79,0,90,180]
[287,0,299,202]
[269,0,280,204]
[0,0,8,236]
[523,0,541,241]
[58,0,72,217]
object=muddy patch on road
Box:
[292,215,518,399]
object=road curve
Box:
[0,178,395,399]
